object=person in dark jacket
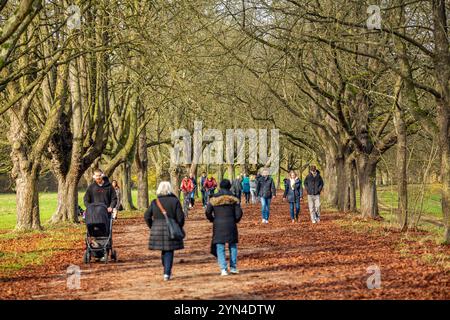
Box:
[200,172,208,208]
[283,171,303,223]
[144,181,185,281]
[84,169,118,212]
[230,174,243,203]
[303,165,324,224]
[189,172,197,207]
[84,169,118,260]
[256,168,276,224]
[206,179,243,276]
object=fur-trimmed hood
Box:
[209,193,240,206]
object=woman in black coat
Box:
[144,181,185,281]
[205,179,243,276]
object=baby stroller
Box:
[83,203,117,264]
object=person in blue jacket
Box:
[241,174,251,204]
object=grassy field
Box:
[348,184,445,245]
[0,190,150,230]
[377,185,442,217]
[0,190,153,275]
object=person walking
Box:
[231,174,243,203]
[304,165,324,224]
[283,171,303,223]
[256,168,276,224]
[249,175,257,204]
[144,181,185,281]
[241,174,251,204]
[200,172,208,208]
[84,169,118,260]
[84,169,118,213]
[206,179,243,276]
[203,174,217,204]
[180,175,194,216]
[189,172,197,208]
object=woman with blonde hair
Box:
[283,170,303,223]
[144,181,185,281]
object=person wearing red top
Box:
[180,176,194,214]
[203,175,217,204]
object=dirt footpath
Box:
[1,196,449,299]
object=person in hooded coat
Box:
[206,179,243,276]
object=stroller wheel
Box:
[83,250,90,264]
[111,250,117,262]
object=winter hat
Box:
[220,179,231,190]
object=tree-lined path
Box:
[1,196,448,300]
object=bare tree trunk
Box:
[121,162,136,210]
[14,165,41,230]
[136,128,149,210]
[170,164,182,198]
[345,158,357,212]
[323,154,338,207]
[394,79,408,231]
[335,155,347,211]
[227,164,235,181]
[217,164,224,183]
[437,101,450,243]
[51,176,79,223]
[432,0,450,243]
[357,155,380,219]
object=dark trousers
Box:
[206,189,215,204]
[243,192,250,204]
[161,250,174,276]
[235,191,242,203]
[201,190,207,207]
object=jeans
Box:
[289,201,300,220]
[190,191,195,206]
[260,197,272,220]
[201,190,207,207]
[216,243,237,271]
[307,195,321,222]
[161,250,174,276]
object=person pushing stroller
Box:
[84,169,118,261]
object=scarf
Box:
[290,178,296,190]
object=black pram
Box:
[83,203,117,264]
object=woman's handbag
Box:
[155,199,185,240]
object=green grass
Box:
[354,184,442,218]
[0,190,145,230]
